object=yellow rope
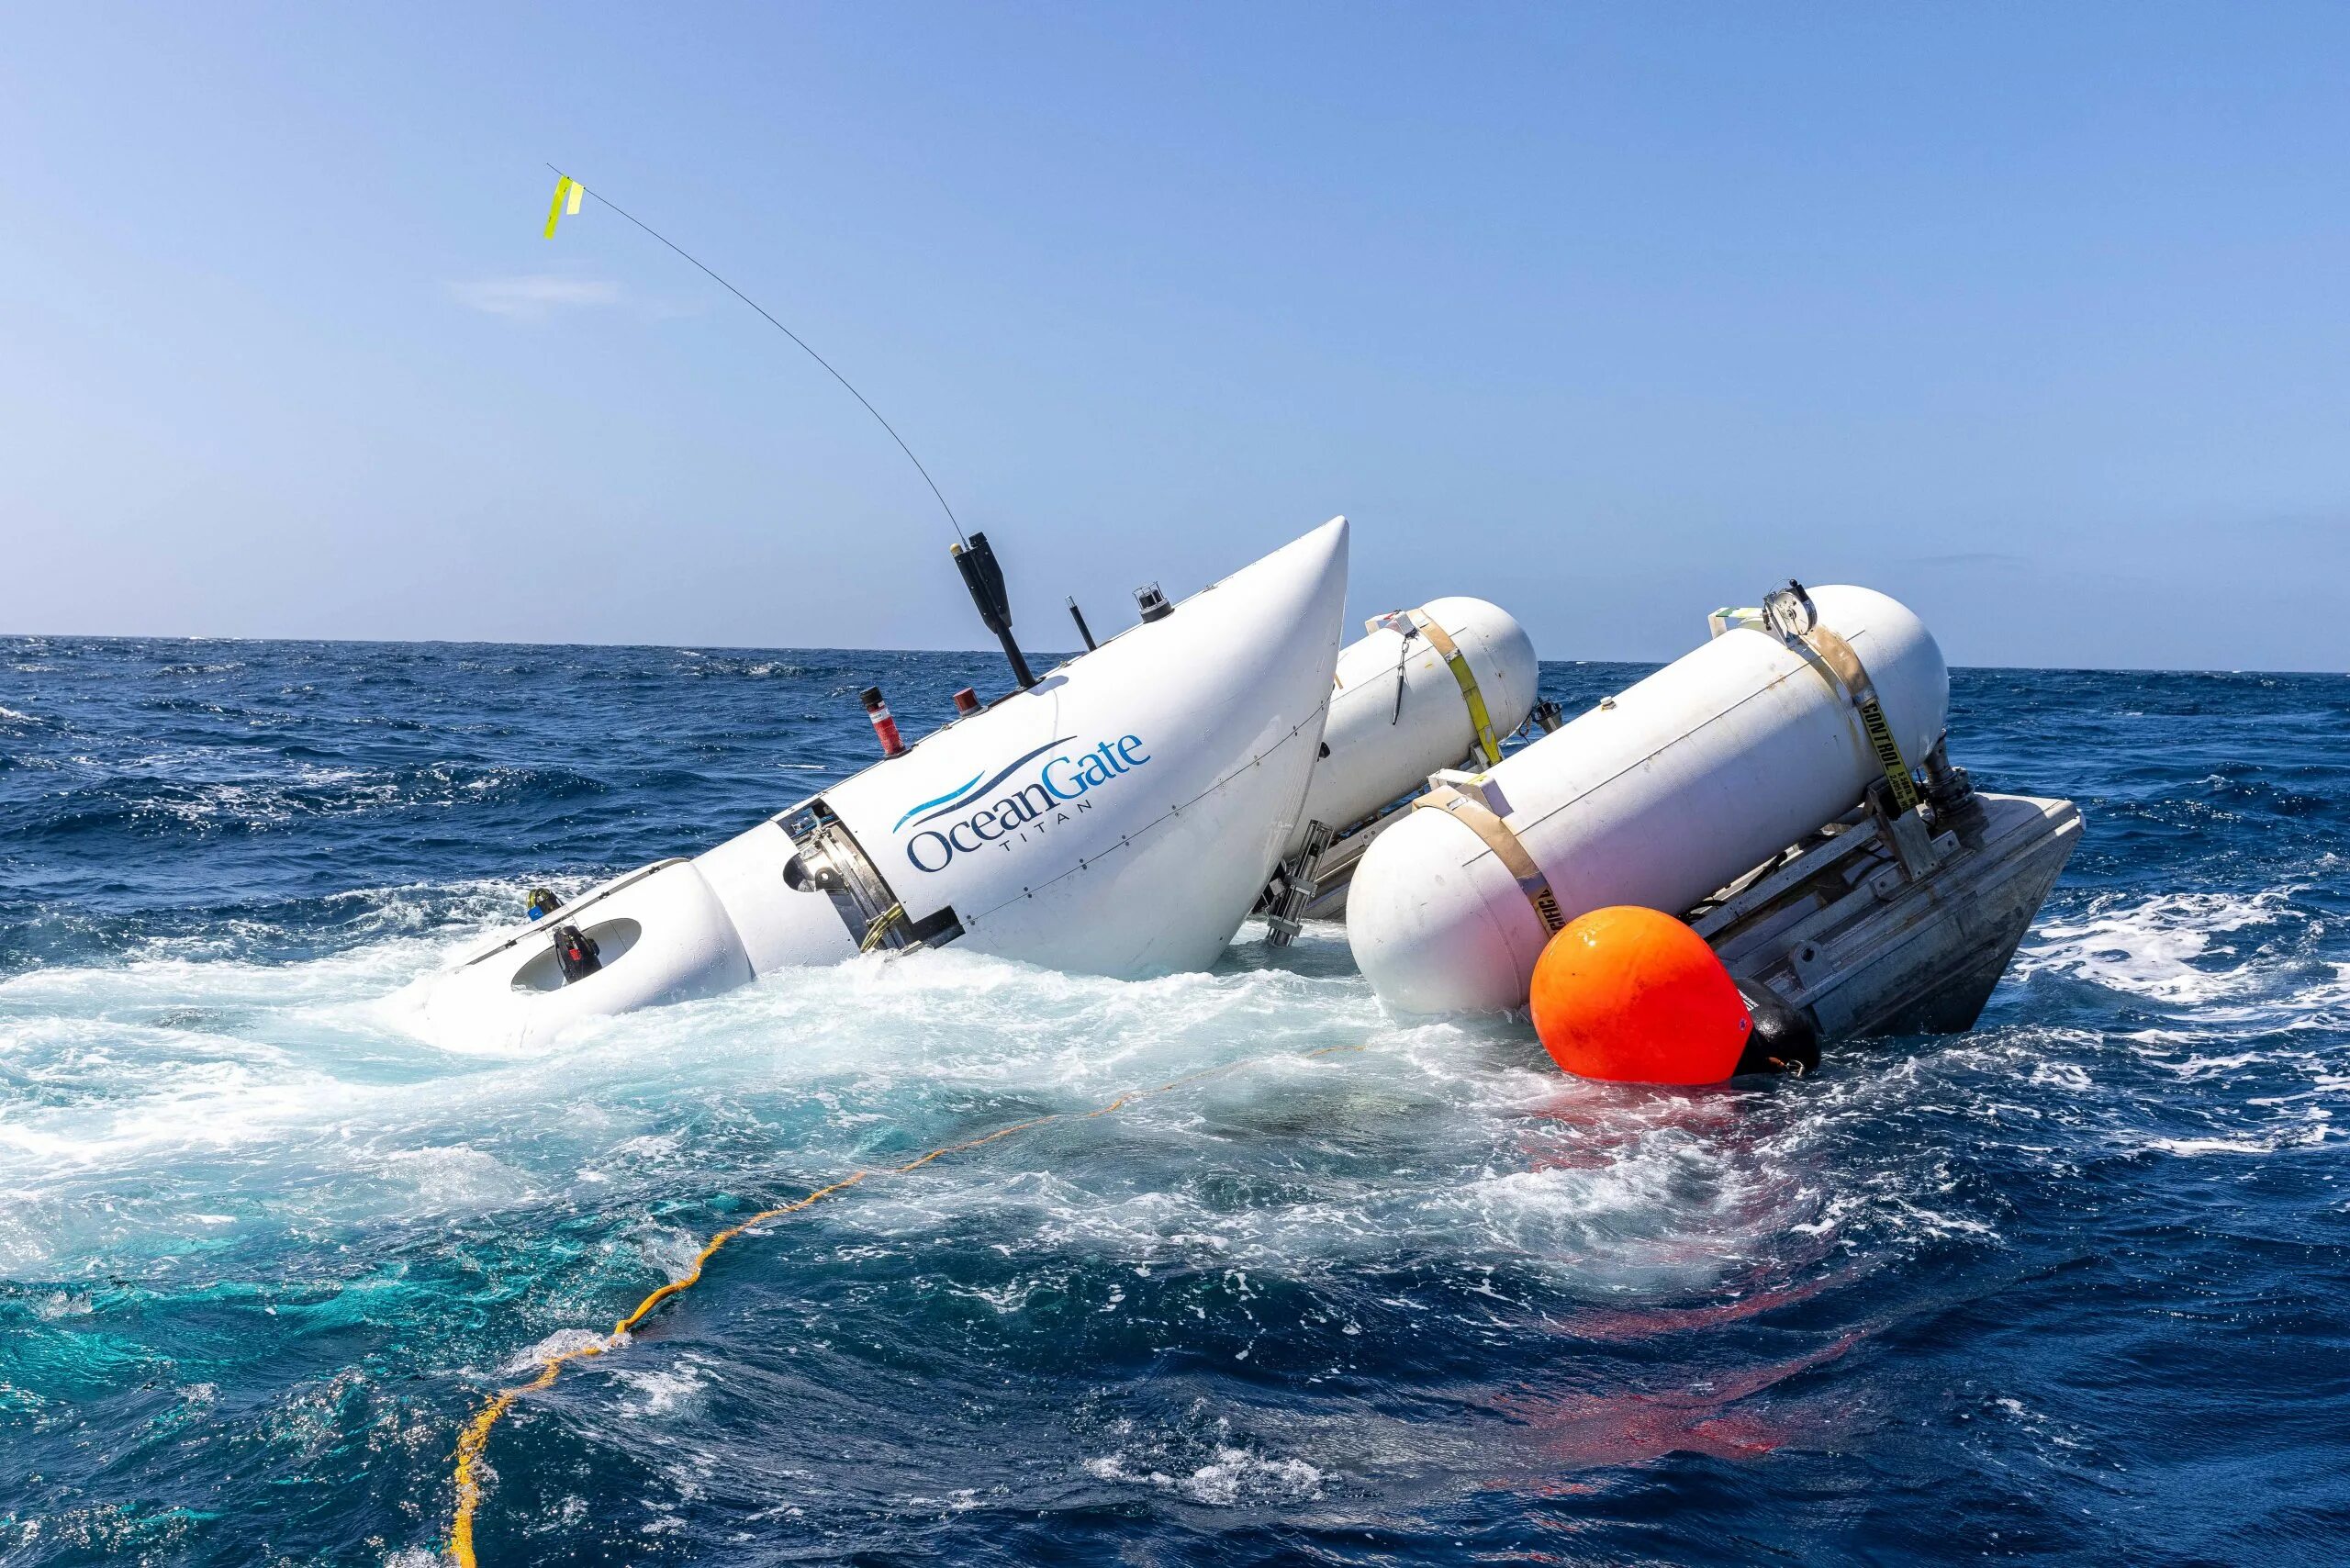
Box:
[445,1043,1363,1564]
[857,902,905,954]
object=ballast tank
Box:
[1287,596,1539,855]
[416,517,1350,1049]
[1346,584,1948,1015]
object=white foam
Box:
[75,861,2350,1340]
[0,908,1873,1307]
[1083,1445,1324,1506]
[2019,890,2306,1004]
[509,1328,610,1371]
[610,1359,709,1417]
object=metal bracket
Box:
[1263,819,1337,947]
[778,799,947,952]
[1864,778,1942,881]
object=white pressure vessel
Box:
[820,517,1348,974]
[414,519,1349,1049]
[1346,586,1948,1015]
[1286,597,1539,856]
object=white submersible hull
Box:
[415,518,1350,1049]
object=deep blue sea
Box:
[2,636,2345,1567]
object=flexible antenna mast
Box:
[546,163,967,546]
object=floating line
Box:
[545,162,967,546]
[445,1042,1365,1565]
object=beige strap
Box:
[1415,785,1565,931]
[1800,626,1920,812]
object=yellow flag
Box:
[543,175,572,240]
[565,181,583,216]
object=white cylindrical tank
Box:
[1346,586,1948,1015]
[1286,597,1539,856]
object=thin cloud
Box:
[448,274,622,320]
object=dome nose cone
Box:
[1192,515,1349,655]
[1249,515,1348,614]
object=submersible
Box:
[416,519,1349,1049]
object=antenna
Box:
[544,164,967,546]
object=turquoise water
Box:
[2,638,2345,1564]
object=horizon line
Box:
[0,627,2340,681]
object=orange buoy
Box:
[1528,905,1751,1085]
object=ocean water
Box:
[1,635,2345,1568]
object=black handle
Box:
[952,532,1036,688]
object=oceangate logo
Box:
[894,734,1151,873]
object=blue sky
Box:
[4,4,2345,669]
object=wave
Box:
[5,643,2347,1564]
